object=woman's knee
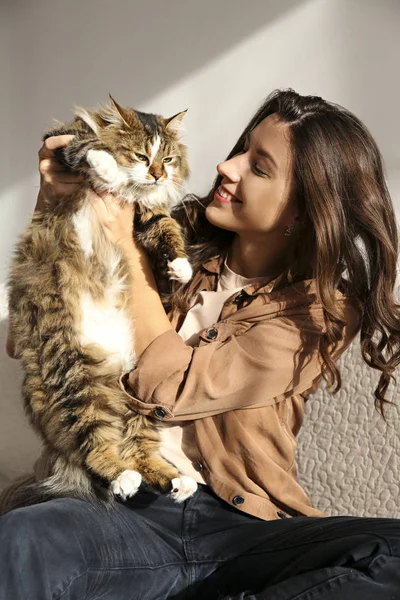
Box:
[0,500,94,600]
[0,499,93,564]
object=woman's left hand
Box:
[88,188,137,254]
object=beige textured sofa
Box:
[296,335,399,518]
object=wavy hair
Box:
[168,89,400,421]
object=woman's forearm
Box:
[123,241,173,359]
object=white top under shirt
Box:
[158,256,266,484]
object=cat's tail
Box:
[5,455,114,513]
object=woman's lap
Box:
[1,484,400,600]
[0,489,190,600]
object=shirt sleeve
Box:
[119,305,359,421]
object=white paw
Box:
[111,469,142,501]
[87,149,119,183]
[170,476,198,503]
[167,258,193,284]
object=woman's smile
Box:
[214,185,241,204]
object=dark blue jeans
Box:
[1,483,400,599]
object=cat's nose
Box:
[150,170,162,181]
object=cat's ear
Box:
[164,110,187,135]
[108,94,131,127]
[74,107,104,135]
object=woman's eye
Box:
[253,163,269,177]
[163,157,173,163]
[136,153,148,163]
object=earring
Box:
[284,223,296,236]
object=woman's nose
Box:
[217,156,241,183]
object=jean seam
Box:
[288,571,359,600]
[242,531,395,555]
[55,562,190,600]
[56,570,88,600]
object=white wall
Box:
[1,0,399,484]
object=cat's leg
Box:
[138,456,198,503]
[68,389,143,501]
[118,414,198,502]
[43,126,99,173]
[86,150,120,184]
[44,125,123,188]
[134,209,193,284]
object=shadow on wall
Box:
[0,319,42,486]
[1,0,307,195]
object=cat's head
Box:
[74,96,190,209]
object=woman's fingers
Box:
[88,188,136,247]
[95,189,136,216]
[87,188,111,218]
[38,135,76,160]
[41,181,81,199]
[97,190,121,213]
[38,136,84,203]
[39,158,83,183]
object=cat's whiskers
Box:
[167,179,207,231]
[183,193,207,209]
[124,181,143,201]
[179,201,197,233]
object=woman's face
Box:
[206,113,298,237]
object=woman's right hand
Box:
[36,135,84,211]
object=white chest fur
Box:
[78,291,135,372]
[72,205,136,373]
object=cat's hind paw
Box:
[111,469,142,501]
[167,258,193,284]
[170,476,198,503]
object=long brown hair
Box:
[170,88,400,421]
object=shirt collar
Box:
[201,253,287,295]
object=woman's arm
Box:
[87,191,173,357]
[120,300,360,421]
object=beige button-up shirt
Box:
[119,254,361,520]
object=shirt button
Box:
[206,328,218,340]
[153,407,166,419]
[232,495,245,506]
[277,511,289,519]
[234,290,248,304]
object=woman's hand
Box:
[88,189,137,255]
[37,135,83,210]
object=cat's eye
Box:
[163,157,173,163]
[135,153,148,163]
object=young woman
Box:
[1,89,400,600]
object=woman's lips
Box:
[214,185,241,204]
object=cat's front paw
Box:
[167,258,193,284]
[170,476,198,503]
[87,149,119,184]
[111,469,142,501]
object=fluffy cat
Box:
[7,96,197,508]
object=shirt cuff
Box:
[118,329,193,420]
